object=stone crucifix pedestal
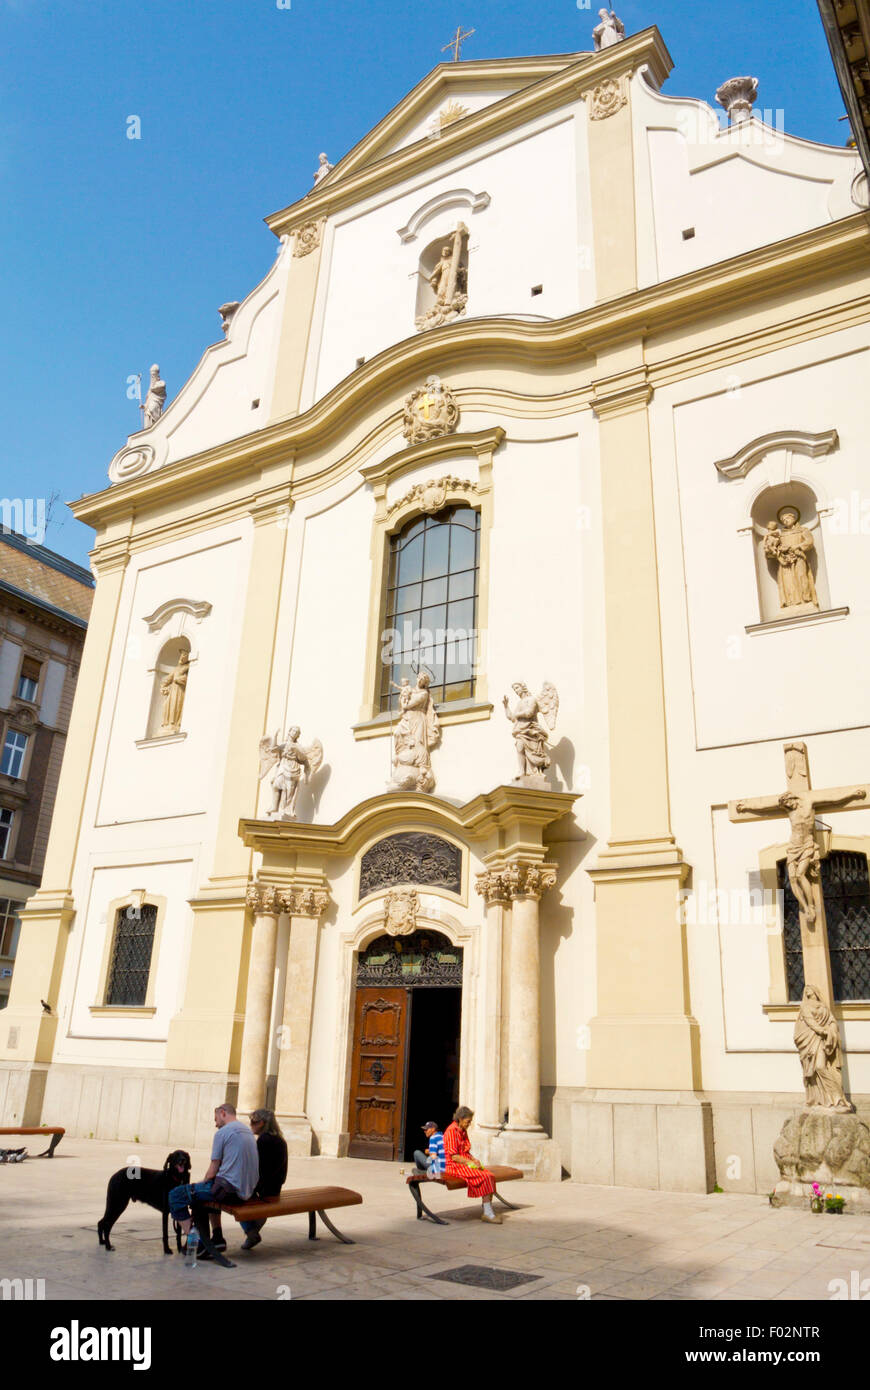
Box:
[729,741,870,1208]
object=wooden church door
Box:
[346,988,409,1160]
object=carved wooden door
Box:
[347,988,409,1160]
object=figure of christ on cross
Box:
[729,740,868,1003]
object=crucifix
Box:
[729,740,868,1007]
[442,25,476,61]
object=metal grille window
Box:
[0,808,13,860]
[380,506,480,712]
[778,851,870,1001]
[1,731,28,779]
[105,904,158,1007]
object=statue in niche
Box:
[313,152,333,185]
[794,986,853,1112]
[503,681,559,785]
[592,8,625,50]
[159,652,191,734]
[388,673,440,793]
[258,726,324,820]
[141,364,166,429]
[416,224,469,332]
[762,507,819,613]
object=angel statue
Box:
[258,726,324,821]
[592,8,625,50]
[503,681,559,784]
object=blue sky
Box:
[0,0,850,567]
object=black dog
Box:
[97,1150,191,1254]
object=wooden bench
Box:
[0,1126,64,1158]
[406,1165,523,1224]
[194,1185,363,1267]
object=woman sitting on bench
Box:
[239,1110,289,1251]
[443,1105,501,1226]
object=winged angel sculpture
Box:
[258,726,324,820]
[503,682,559,784]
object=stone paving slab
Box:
[3,1137,870,1301]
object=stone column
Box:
[237,884,280,1117]
[273,886,329,1156]
[506,863,557,1132]
[474,869,511,1133]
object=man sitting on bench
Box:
[168,1103,258,1256]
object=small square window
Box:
[531,285,543,296]
[682,227,696,241]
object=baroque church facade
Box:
[2,24,870,1193]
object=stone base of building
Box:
[273,1114,315,1157]
[0,1061,236,1152]
[476,1125,562,1182]
[552,1087,716,1193]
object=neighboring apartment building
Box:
[0,530,93,1008]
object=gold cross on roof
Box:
[442,24,476,61]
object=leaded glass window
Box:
[105,904,157,1007]
[380,506,479,712]
[778,851,870,1001]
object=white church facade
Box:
[2,23,870,1194]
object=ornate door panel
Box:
[347,988,409,1160]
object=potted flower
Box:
[810,1182,824,1214]
[825,1193,845,1214]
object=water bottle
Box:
[184,1228,199,1269]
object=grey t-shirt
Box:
[211,1121,259,1200]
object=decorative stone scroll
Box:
[356,930,463,989]
[111,445,155,482]
[387,475,475,520]
[475,862,557,903]
[294,220,325,257]
[359,832,462,900]
[402,377,460,445]
[586,77,628,121]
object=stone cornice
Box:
[265,33,673,241]
[359,427,505,490]
[71,214,870,538]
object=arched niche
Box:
[750,481,830,623]
[146,635,192,739]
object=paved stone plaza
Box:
[3,1139,870,1302]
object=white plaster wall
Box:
[651,327,870,1098]
[633,78,864,287]
[310,115,584,399]
[97,532,248,825]
[389,85,524,152]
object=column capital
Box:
[245,882,279,916]
[280,886,330,918]
[476,860,558,903]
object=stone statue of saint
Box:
[794,986,853,1111]
[258,726,324,821]
[388,673,440,793]
[142,364,166,429]
[763,508,819,612]
[159,652,191,734]
[313,152,333,185]
[416,225,469,332]
[592,8,625,50]
[429,242,467,307]
[503,681,559,783]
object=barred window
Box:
[380,506,479,712]
[778,851,870,1001]
[105,903,158,1007]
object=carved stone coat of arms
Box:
[383,888,419,936]
[402,376,460,445]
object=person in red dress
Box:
[442,1105,502,1225]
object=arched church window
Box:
[777,851,870,1001]
[380,506,479,712]
[415,224,469,332]
[145,636,192,739]
[105,902,158,1007]
[750,483,830,624]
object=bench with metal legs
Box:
[406,1165,523,1224]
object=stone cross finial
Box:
[716,76,758,124]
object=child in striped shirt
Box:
[414,1121,445,1179]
